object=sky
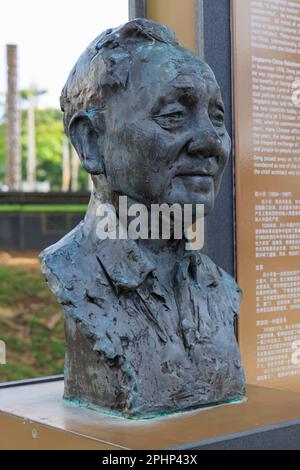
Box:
[0,0,128,109]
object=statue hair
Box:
[60,19,179,134]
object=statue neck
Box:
[84,176,189,258]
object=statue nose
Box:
[187,129,222,157]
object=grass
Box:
[0,204,87,212]
[0,263,65,382]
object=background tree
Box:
[0,96,6,186]
[0,101,88,192]
[0,120,5,186]
[21,86,46,188]
[20,108,88,191]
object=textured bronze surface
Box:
[40,19,245,416]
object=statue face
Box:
[102,46,231,216]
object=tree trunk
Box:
[62,138,70,192]
[6,44,21,191]
[27,89,36,188]
[71,145,79,192]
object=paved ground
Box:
[0,251,40,268]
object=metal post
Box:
[129,0,147,20]
[195,0,205,60]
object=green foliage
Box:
[22,108,64,190]
[0,204,87,212]
[0,106,88,191]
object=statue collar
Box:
[83,186,155,292]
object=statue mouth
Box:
[175,171,216,179]
[174,174,215,195]
[174,158,219,179]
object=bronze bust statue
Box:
[40,19,245,417]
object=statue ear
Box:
[68,111,105,175]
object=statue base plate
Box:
[0,380,300,450]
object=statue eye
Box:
[210,111,224,127]
[153,111,185,130]
[210,103,225,128]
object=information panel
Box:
[233,0,300,390]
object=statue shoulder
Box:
[39,222,85,303]
[197,252,243,316]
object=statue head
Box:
[61,19,230,216]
